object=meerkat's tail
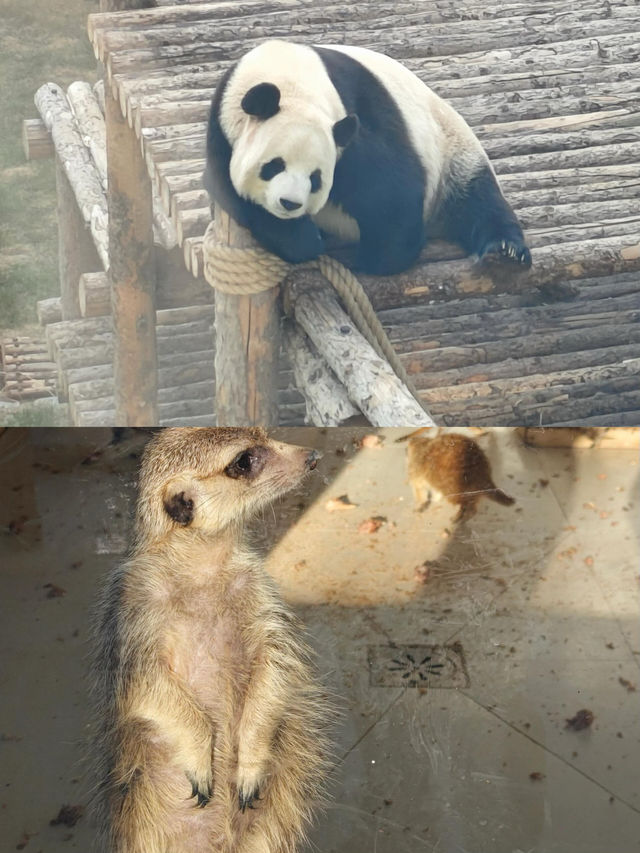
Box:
[488,488,516,506]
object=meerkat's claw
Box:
[186,771,213,808]
[239,785,261,813]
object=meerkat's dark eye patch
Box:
[164,491,194,526]
[259,158,285,181]
[225,446,269,480]
[310,169,322,193]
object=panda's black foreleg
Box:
[442,165,531,269]
[352,195,426,276]
[244,206,324,264]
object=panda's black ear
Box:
[333,114,359,148]
[241,83,281,119]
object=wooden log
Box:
[93,80,106,115]
[494,139,640,175]
[508,178,640,210]
[79,271,110,317]
[55,159,103,319]
[90,0,619,38]
[116,57,640,112]
[211,207,280,426]
[176,207,209,244]
[98,4,640,60]
[105,89,158,426]
[402,321,640,375]
[498,163,640,191]
[360,234,640,311]
[66,80,176,250]
[387,292,640,348]
[22,118,54,160]
[36,297,63,325]
[289,272,434,427]
[282,320,360,426]
[170,188,209,220]
[484,126,640,160]
[419,359,640,405]
[156,245,212,308]
[103,17,640,81]
[35,83,109,271]
[67,81,109,187]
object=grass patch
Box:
[0,401,70,426]
[0,0,99,329]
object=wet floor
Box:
[1,427,638,852]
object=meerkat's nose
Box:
[305,449,321,471]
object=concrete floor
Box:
[0,427,638,852]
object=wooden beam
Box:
[22,118,54,160]
[105,88,158,426]
[211,208,280,426]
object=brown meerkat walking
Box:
[90,427,330,853]
[402,428,515,521]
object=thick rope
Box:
[202,223,429,414]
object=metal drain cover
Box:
[368,642,469,688]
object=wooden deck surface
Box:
[84,0,640,425]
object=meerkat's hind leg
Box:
[453,498,477,523]
[411,479,431,512]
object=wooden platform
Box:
[42,306,306,426]
[81,0,640,425]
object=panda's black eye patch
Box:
[310,169,322,193]
[259,157,285,181]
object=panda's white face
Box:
[230,117,336,219]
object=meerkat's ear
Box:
[163,477,196,526]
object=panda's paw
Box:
[478,239,532,270]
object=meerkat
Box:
[90,427,330,853]
[403,428,515,521]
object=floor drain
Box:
[368,642,469,688]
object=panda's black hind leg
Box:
[442,164,531,270]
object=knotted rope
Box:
[202,221,430,416]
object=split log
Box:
[211,207,280,425]
[36,297,63,325]
[105,90,158,425]
[79,271,110,317]
[55,159,103,318]
[288,271,433,427]
[66,80,176,250]
[282,320,360,426]
[22,118,54,160]
[93,80,106,115]
[360,234,640,311]
[35,83,109,271]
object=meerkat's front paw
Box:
[186,765,213,808]
[237,764,264,813]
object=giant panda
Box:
[204,40,531,277]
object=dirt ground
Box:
[1,426,639,852]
